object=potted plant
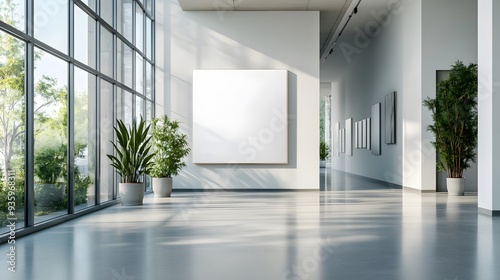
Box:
[423,61,478,196]
[107,117,153,205]
[320,140,329,168]
[147,115,190,197]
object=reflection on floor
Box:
[320,166,401,191]
[1,171,498,280]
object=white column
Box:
[401,0,427,191]
[478,0,500,215]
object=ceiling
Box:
[177,0,356,58]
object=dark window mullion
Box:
[25,0,35,228]
[25,41,35,228]
[68,0,75,214]
[74,0,99,21]
[132,1,136,118]
[95,0,102,205]
[95,77,101,206]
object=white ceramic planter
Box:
[446,178,465,196]
[119,183,145,205]
[320,160,326,168]
[152,177,173,197]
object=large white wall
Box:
[321,0,477,190]
[422,0,478,192]
[157,0,320,189]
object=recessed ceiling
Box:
[177,0,354,57]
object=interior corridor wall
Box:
[162,1,320,189]
[321,0,477,189]
[321,0,406,185]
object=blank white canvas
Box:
[193,70,288,164]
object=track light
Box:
[322,0,362,63]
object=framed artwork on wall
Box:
[362,119,367,148]
[346,118,353,156]
[372,103,381,155]
[334,122,340,156]
[341,128,345,153]
[366,118,371,150]
[385,91,396,144]
[354,122,358,149]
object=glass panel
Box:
[145,61,152,100]
[100,26,113,78]
[116,38,133,88]
[135,53,143,94]
[100,0,113,26]
[146,0,153,16]
[34,49,68,222]
[34,0,68,54]
[135,3,143,53]
[0,30,25,231]
[116,88,133,127]
[136,95,144,120]
[146,17,152,60]
[99,79,113,203]
[146,101,153,123]
[117,0,133,43]
[74,67,97,210]
[116,38,123,84]
[0,0,25,31]
[80,0,96,12]
[74,6,96,68]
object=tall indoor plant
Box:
[107,117,153,205]
[423,61,478,196]
[147,115,190,197]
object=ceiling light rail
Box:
[322,0,362,63]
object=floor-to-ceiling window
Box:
[0,0,155,236]
[0,28,26,231]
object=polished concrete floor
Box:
[1,170,499,280]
